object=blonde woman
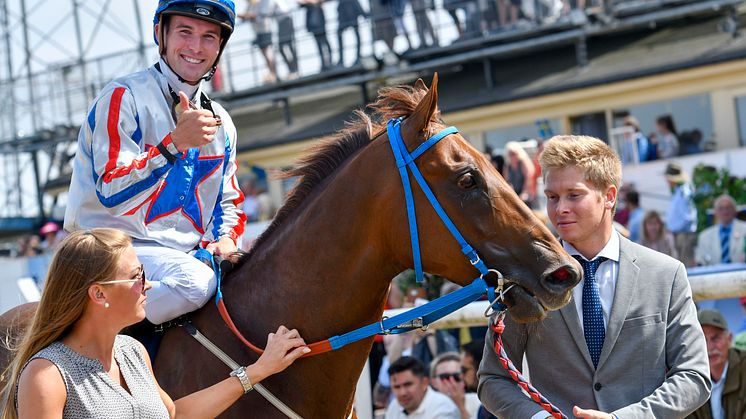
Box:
[503,141,536,207]
[641,210,679,260]
[1,228,309,419]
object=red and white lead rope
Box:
[491,313,568,419]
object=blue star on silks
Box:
[144,148,224,233]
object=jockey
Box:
[64,0,245,326]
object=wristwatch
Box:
[230,366,253,394]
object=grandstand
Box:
[1,0,744,233]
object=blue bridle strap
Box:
[387,118,489,282]
[328,278,490,350]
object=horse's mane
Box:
[234,84,439,269]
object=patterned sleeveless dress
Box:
[18,335,169,418]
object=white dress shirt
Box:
[385,387,460,419]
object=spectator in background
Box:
[621,115,649,164]
[240,0,297,83]
[443,0,465,37]
[503,141,536,208]
[656,114,680,158]
[687,309,746,419]
[39,221,65,253]
[299,0,332,70]
[624,190,644,243]
[491,153,505,175]
[430,352,481,419]
[680,129,704,155]
[369,0,400,66]
[17,235,43,257]
[642,210,679,259]
[497,0,520,29]
[336,0,366,66]
[386,356,460,419]
[696,194,746,266]
[734,298,746,351]
[665,162,698,267]
[461,339,497,419]
[411,0,438,49]
[531,139,546,210]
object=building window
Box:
[612,93,713,163]
[736,95,746,147]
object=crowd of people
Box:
[235,0,615,82]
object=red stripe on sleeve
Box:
[105,87,127,174]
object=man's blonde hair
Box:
[539,135,622,191]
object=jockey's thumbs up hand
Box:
[171,91,219,152]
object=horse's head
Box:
[376,75,581,323]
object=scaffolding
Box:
[0,0,149,222]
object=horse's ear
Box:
[403,74,439,142]
[414,78,427,92]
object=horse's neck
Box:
[226,150,403,342]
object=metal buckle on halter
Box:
[379,316,391,335]
[482,269,513,318]
[402,317,427,331]
[469,254,482,266]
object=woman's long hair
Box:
[1,228,131,419]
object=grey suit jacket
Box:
[478,236,711,419]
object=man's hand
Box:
[572,406,614,419]
[170,91,220,152]
[206,236,238,259]
[437,376,467,411]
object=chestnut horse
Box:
[0,75,581,417]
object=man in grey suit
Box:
[478,135,710,419]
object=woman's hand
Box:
[252,326,310,381]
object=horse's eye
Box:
[458,173,477,189]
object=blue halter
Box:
[386,117,490,282]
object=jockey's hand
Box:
[171,91,220,152]
[572,406,614,419]
[206,236,238,260]
[254,326,310,379]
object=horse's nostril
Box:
[550,267,571,282]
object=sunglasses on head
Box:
[96,264,146,289]
[436,373,462,382]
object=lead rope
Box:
[490,310,567,419]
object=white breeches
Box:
[133,243,217,325]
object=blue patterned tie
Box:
[574,256,607,368]
[720,225,731,264]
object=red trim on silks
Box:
[217,298,333,358]
[491,317,567,419]
[105,87,126,175]
[104,146,160,184]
